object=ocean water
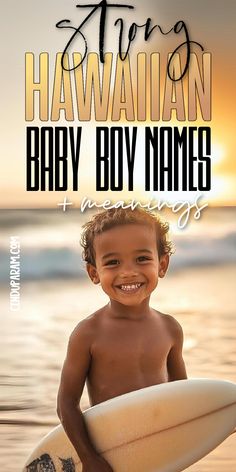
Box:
[0,207,236,471]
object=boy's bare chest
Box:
[91,321,172,367]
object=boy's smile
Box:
[116,282,144,292]
[87,224,169,309]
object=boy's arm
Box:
[57,323,113,472]
[166,317,187,381]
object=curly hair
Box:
[80,207,173,266]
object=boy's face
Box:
[87,223,169,307]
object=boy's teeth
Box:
[120,283,141,291]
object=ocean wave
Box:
[1,248,85,282]
[170,231,236,271]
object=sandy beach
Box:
[1,262,235,471]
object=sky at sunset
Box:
[1,0,235,208]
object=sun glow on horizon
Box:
[212,143,225,167]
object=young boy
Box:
[57,208,187,472]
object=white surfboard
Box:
[23,379,236,472]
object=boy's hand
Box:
[82,454,113,471]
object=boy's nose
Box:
[119,262,139,278]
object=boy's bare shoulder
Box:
[155,310,184,340]
[69,306,106,345]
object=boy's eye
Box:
[105,259,119,266]
[137,255,152,263]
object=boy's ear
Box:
[158,254,169,278]
[86,263,100,284]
